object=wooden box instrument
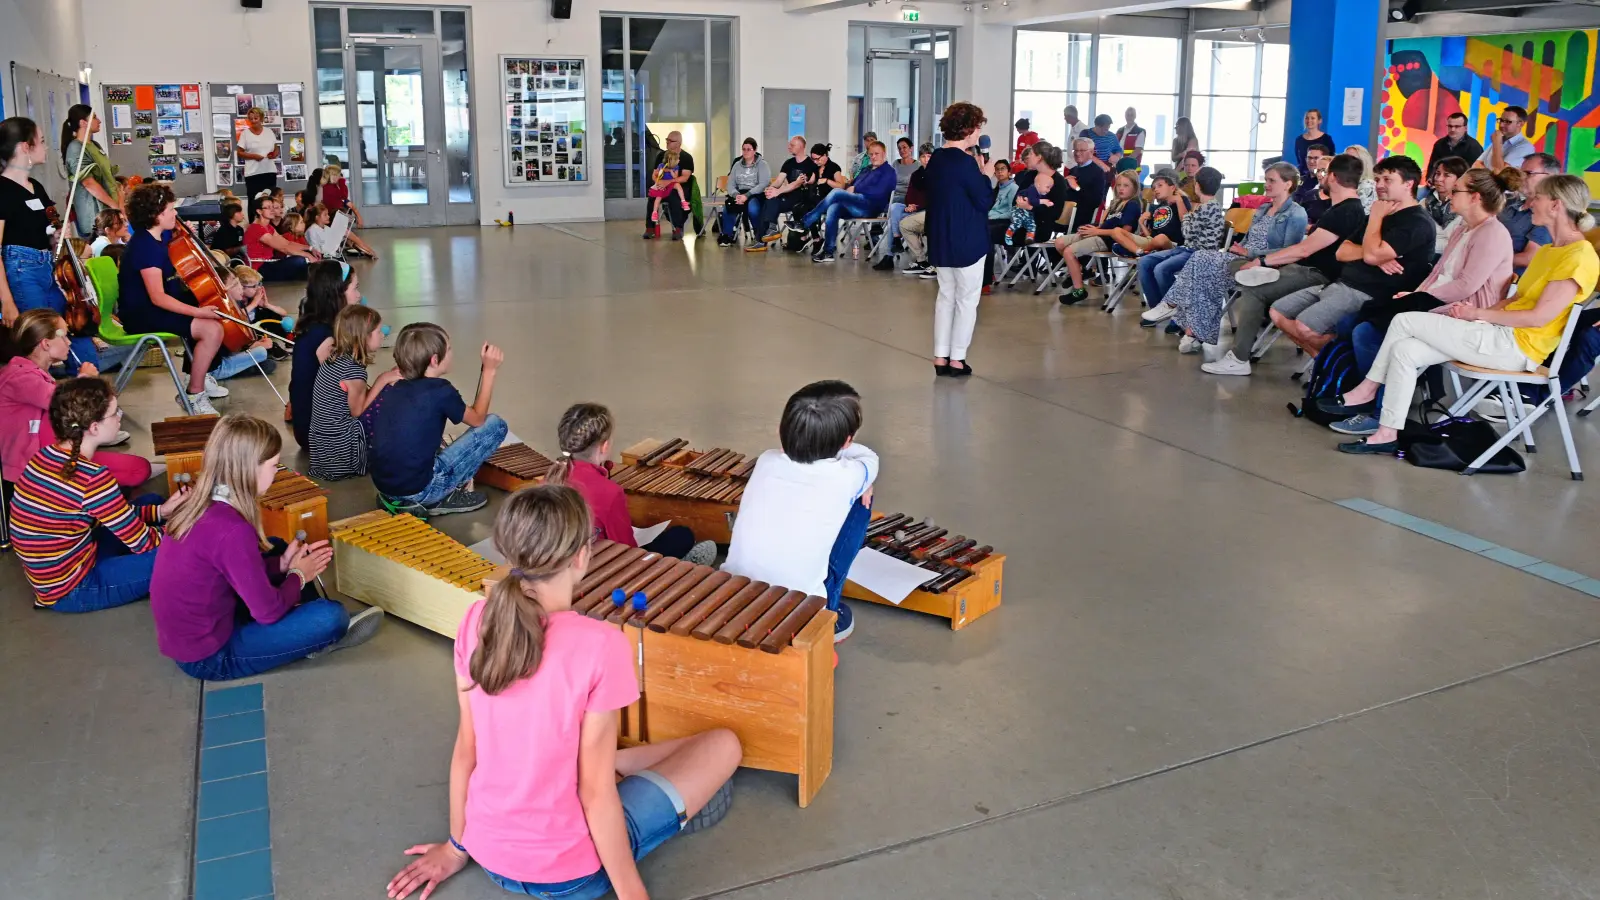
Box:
[474,443,555,494]
[150,415,219,495]
[260,469,331,545]
[614,438,753,544]
[330,510,500,636]
[843,511,1005,631]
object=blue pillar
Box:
[1284,0,1385,158]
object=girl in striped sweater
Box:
[11,378,186,611]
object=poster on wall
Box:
[501,55,588,187]
[102,80,211,193]
[206,82,310,194]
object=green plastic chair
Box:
[1235,182,1266,197]
[85,256,194,413]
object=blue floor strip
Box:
[194,683,274,900]
[1338,498,1600,598]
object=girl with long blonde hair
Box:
[151,414,382,680]
[387,484,741,900]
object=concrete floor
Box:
[5,222,1599,900]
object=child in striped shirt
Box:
[309,305,397,480]
[12,379,185,611]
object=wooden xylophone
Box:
[330,510,501,636]
[261,469,331,545]
[613,438,753,543]
[475,443,556,493]
[151,415,219,494]
[842,511,1006,631]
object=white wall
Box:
[0,0,85,108]
[82,0,975,224]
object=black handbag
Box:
[1399,402,1525,474]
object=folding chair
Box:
[836,217,890,261]
[1222,208,1253,252]
[85,257,195,415]
[1444,299,1594,480]
[997,201,1074,288]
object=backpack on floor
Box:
[1286,337,1361,426]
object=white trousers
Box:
[934,258,985,361]
[1368,312,1534,430]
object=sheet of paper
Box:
[467,536,505,566]
[845,547,940,605]
[282,91,301,116]
[110,105,131,128]
[212,114,232,138]
[633,521,673,547]
[184,110,203,134]
[212,96,235,113]
[278,83,302,93]
[226,85,243,95]
[1342,87,1364,127]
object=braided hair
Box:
[543,402,615,486]
[49,378,115,479]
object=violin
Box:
[52,134,102,337]
[168,219,256,353]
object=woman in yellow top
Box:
[1324,173,1598,456]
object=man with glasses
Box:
[643,131,695,240]
[1486,105,1534,170]
[1294,145,1332,228]
[1499,152,1557,273]
[1427,112,1483,173]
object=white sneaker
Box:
[105,430,131,447]
[1178,335,1201,354]
[203,373,229,399]
[1141,300,1177,324]
[1201,351,1253,376]
[1234,266,1281,287]
[1474,396,1507,422]
[179,393,220,415]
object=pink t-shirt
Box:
[453,600,639,883]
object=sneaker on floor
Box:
[1140,300,1177,325]
[761,230,782,244]
[743,243,768,253]
[872,256,896,271]
[918,268,938,280]
[425,489,489,517]
[832,601,855,643]
[378,492,430,517]
[1330,413,1382,436]
[1200,351,1253,376]
[105,429,132,447]
[1059,287,1089,305]
[203,373,229,398]
[1474,396,1507,422]
[812,251,835,264]
[903,261,928,275]
[1178,335,1201,354]
[684,540,718,567]
[179,393,219,415]
[309,606,385,658]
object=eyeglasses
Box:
[50,328,68,339]
[100,407,124,424]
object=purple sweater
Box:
[151,501,301,662]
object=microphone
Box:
[977,135,992,152]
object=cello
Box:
[167,218,285,353]
[52,134,102,337]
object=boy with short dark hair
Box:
[210,202,246,260]
[370,322,508,517]
[722,380,879,642]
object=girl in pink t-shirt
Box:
[387,485,741,900]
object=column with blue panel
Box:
[1283,0,1386,156]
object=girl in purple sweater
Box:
[150,415,383,680]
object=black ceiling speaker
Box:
[240,0,263,8]
[551,0,572,18]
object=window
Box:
[1190,40,1289,181]
[1012,31,1089,150]
[1012,31,1177,165]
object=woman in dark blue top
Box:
[925,102,994,378]
[289,260,361,447]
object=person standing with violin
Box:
[0,117,98,375]
[62,105,120,239]
[117,183,229,414]
[237,108,280,221]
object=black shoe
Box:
[947,361,974,378]
[1058,288,1088,305]
[1317,394,1379,418]
[812,251,835,264]
[1337,437,1399,455]
[642,229,656,240]
[872,256,896,271]
[424,489,489,517]
[934,362,952,376]
[1164,320,1182,335]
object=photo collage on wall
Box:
[208,84,307,189]
[503,57,587,186]
[101,83,209,187]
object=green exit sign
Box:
[901,8,920,21]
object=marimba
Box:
[150,415,219,494]
[330,510,500,636]
[260,469,331,545]
[842,511,1005,630]
[475,443,555,493]
[613,438,752,544]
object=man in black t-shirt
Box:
[751,136,817,243]
[643,131,695,239]
[1269,155,1435,356]
[1202,153,1370,376]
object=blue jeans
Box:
[824,496,873,609]
[176,598,350,681]
[211,345,272,381]
[803,189,880,255]
[484,771,686,899]
[3,245,99,374]
[888,202,909,240]
[396,414,509,507]
[46,495,164,613]
[257,257,309,282]
[720,195,761,237]
[1137,246,1193,308]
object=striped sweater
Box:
[12,445,162,603]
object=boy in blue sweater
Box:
[801,140,896,263]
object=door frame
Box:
[863,48,936,150]
[347,33,451,227]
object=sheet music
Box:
[845,547,940,605]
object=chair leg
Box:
[111,335,159,395]
[1446,377,1498,418]
[1548,377,1584,479]
[156,342,194,415]
[1250,326,1281,362]
[1581,384,1600,417]
[1104,267,1135,312]
[1508,384,1537,453]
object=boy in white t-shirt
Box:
[722,380,878,642]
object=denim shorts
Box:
[484,770,686,899]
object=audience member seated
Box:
[1139,166,1226,323]
[987,159,1019,222]
[1428,111,1483,171]
[88,209,126,257]
[1003,163,1055,247]
[1100,173,1185,258]
[749,136,815,245]
[1501,153,1557,274]
[1325,168,1515,436]
[317,163,378,259]
[877,143,933,272]
[1344,145,1378,213]
[1055,171,1142,305]
[1168,162,1309,355]
[1267,156,1435,356]
[1323,174,1597,456]
[1294,146,1332,228]
[1423,156,1469,234]
[799,140,894,264]
[1059,138,1108,235]
[1085,114,1121,172]
[716,137,771,247]
[210,201,246,261]
[1177,151,1205,204]
[642,131,694,241]
[983,142,1068,286]
[245,195,318,282]
[850,131,879,181]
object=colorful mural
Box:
[1382,30,1600,192]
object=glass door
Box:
[350,36,448,226]
[864,49,935,149]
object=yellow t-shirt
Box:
[1508,239,1600,362]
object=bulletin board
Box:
[98,82,210,195]
[501,56,589,187]
[11,62,85,203]
[205,81,311,197]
